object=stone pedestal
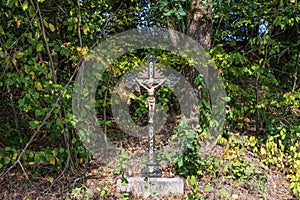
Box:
[117,177,184,198]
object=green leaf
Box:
[34,81,43,90]
[60,48,70,55]
[178,157,183,167]
[0,50,3,59]
[22,1,28,10]
[4,157,11,165]
[224,96,231,102]
[86,188,94,197]
[72,138,77,144]
[163,10,173,16]
[203,183,213,192]
[218,188,229,196]
[18,99,24,106]
[28,6,35,17]
[47,176,54,183]
[34,153,41,164]
[178,8,186,16]
[29,120,39,129]
[5,147,11,151]
[49,23,55,32]
[35,109,42,116]
[186,175,197,186]
[15,51,23,59]
[29,151,34,158]
[59,147,65,153]
[36,43,44,52]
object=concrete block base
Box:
[117,177,184,198]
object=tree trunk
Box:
[187,0,213,51]
[180,0,213,87]
[179,0,213,127]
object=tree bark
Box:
[179,0,213,127]
[180,0,213,87]
[187,0,213,51]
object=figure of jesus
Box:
[135,78,167,124]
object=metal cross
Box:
[128,54,178,177]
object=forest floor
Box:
[0,149,294,199]
[0,122,296,200]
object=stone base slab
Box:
[117,177,184,198]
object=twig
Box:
[103,63,113,159]
[211,15,223,47]
[17,160,34,187]
[292,55,299,93]
[63,106,75,172]
[7,83,21,140]
[255,2,280,133]
[33,0,57,84]
[45,151,70,192]
[77,0,82,47]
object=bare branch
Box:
[77,0,82,47]
[32,0,57,84]
[7,84,21,140]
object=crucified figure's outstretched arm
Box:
[134,78,148,90]
[134,78,167,91]
[153,78,167,89]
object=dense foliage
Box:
[0,0,299,198]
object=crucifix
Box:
[128,54,178,177]
[134,78,167,124]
